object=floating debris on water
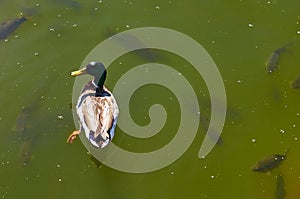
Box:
[275,174,286,199]
[0,16,27,40]
[248,23,254,27]
[291,76,300,89]
[58,115,64,120]
[252,150,288,173]
[266,43,293,73]
[17,62,24,68]
[279,129,285,134]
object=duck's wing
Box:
[80,96,115,141]
[94,97,115,140]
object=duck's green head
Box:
[71,62,107,87]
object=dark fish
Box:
[15,107,30,135]
[266,43,292,73]
[0,16,27,40]
[252,152,287,173]
[19,136,36,166]
[291,76,300,89]
[271,88,282,103]
[104,28,161,62]
[275,174,286,199]
[134,48,159,62]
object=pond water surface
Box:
[1,0,300,198]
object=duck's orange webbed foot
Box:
[67,130,80,143]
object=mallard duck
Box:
[67,62,119,148]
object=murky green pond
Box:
[1,0,300,198]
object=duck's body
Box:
[67,62,119,148]
[76,81,119,148]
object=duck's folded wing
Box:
[81,97,114,140]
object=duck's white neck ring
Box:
[92,80,99,88]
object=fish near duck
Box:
[67,62,119,148]
[252,150,288,173]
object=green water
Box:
[1,0,300,198]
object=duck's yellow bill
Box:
[70,68,87,76]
